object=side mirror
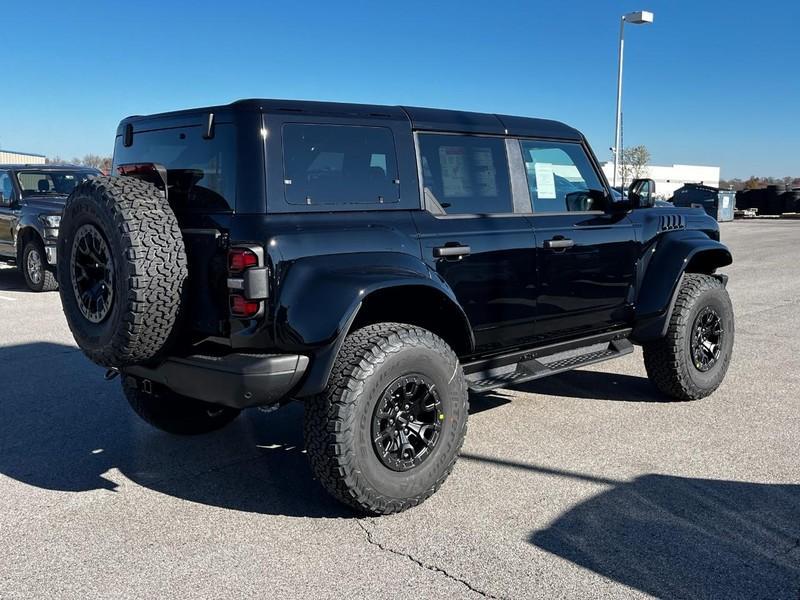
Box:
[628,178,656,208]
[565,189,609,212]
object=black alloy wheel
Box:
[372,374,444,472]
[70,223,114,323]
[691,307,723,372]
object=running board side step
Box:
[465,338,633,394]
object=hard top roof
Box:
[119,99,584,141]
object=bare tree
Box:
[619,145,651,187]
[48,154,113,170]
[80,154,106,169]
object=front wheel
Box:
[304,323,468,515]
[643,273,734,401]
[22,239,58,292]
[122,376,241,435]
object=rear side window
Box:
[113,124,236,213]
[282,123,400,205]
[417,134,512,215]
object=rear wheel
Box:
[122,376,240,435]
[304,323,468,515]
[21,239,58,292]
[643,274,734,400]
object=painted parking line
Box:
[0,295,17,301]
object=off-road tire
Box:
[21,239,58,292]
[57,176,187,367]
[122,376,240,435]
[643,273,734,401]
[304,323,468,515]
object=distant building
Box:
[0,149,46,165]
[601,162,720,199]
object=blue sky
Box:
[2,0,798,178]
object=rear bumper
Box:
[123,353,309,409]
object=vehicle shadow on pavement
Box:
[508,369,667,403]
[461,453,800,600]
[0,342,358,519]
[0,266,26,292]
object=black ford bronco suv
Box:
[0,164,100,291]
[57,99,734,514]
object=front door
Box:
[517,139,637,341]
[412,133,538,354]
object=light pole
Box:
[613,10,654,189]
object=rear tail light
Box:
[228,248,259,273]
[229,294,261,319]
[228,246,266,320]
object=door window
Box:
[282,123,400,205]
[520,140,604,213]
[418,134,512,215]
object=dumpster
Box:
[717,190,735,221]
[671,184,735,221]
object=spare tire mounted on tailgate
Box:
[57,176,187,367]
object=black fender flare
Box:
[631,231,732,342]
[271,252,474,397]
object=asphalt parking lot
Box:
[1,220,798,599]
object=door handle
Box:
[433,245,471,258]
[544,238,575,249]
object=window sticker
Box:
[534,162,557,199]
[472,148,498,197]
[439,146,471,198]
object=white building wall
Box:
[0,150,46,165]
[601,162,720,199]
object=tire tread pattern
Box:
[58,176,187,367]
[643,273,732,401]
[304,323,468,515]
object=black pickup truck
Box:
[56,99,734,514]
[0,164,100,291]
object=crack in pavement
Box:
[357,519,504,599]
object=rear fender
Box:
[272,252,474,396]
[632,231,732,342]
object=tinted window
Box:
[113,124,236,213]
[418,134,512,215]
[520,140,604,212]
[282,123,399,206]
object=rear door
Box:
[412,133,538,354]
[516,139,637,340]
